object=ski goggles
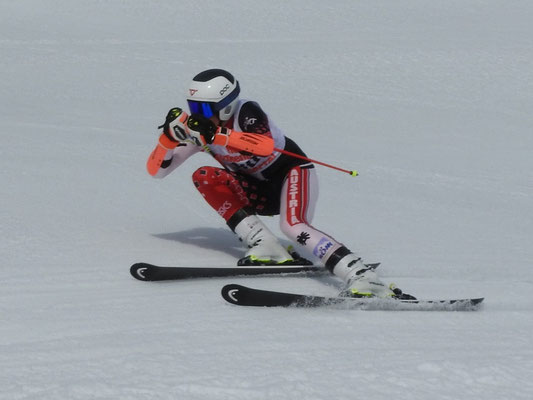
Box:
[187,100,216,118]
[187,82,240,118]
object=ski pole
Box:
[275,147,359,177]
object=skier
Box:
[147,68,408,299]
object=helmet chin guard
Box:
[186,69,240,121]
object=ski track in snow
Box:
[2,1,533,399]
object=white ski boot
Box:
[332,252,395,298]
[233,214,294,265]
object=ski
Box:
[221,284,484,311]
[130,263,323,281]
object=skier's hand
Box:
[187,113,217,145]
[212,128,251,155]
[158,107,189,142]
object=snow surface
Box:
[2,1,533,399]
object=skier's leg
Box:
[192,166,293,264]
[192,166,250,220]
[279,164,395,297]
[279,164,343,262]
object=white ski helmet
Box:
[186,69,240,121]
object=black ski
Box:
[221,284,484,311]
[130,263,323,281]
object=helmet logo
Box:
[219,84,230,96]
[189,89,198,96]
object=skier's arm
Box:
[187,114,274,157]
[147,107,200,178]
[148,139,200,178]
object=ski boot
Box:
[232,213,311,266]
[328,248,415,299]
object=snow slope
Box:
[1,1,532,399]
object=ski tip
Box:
[130,263,152,281]
[470,297,485,306]
[221,284,246,305]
